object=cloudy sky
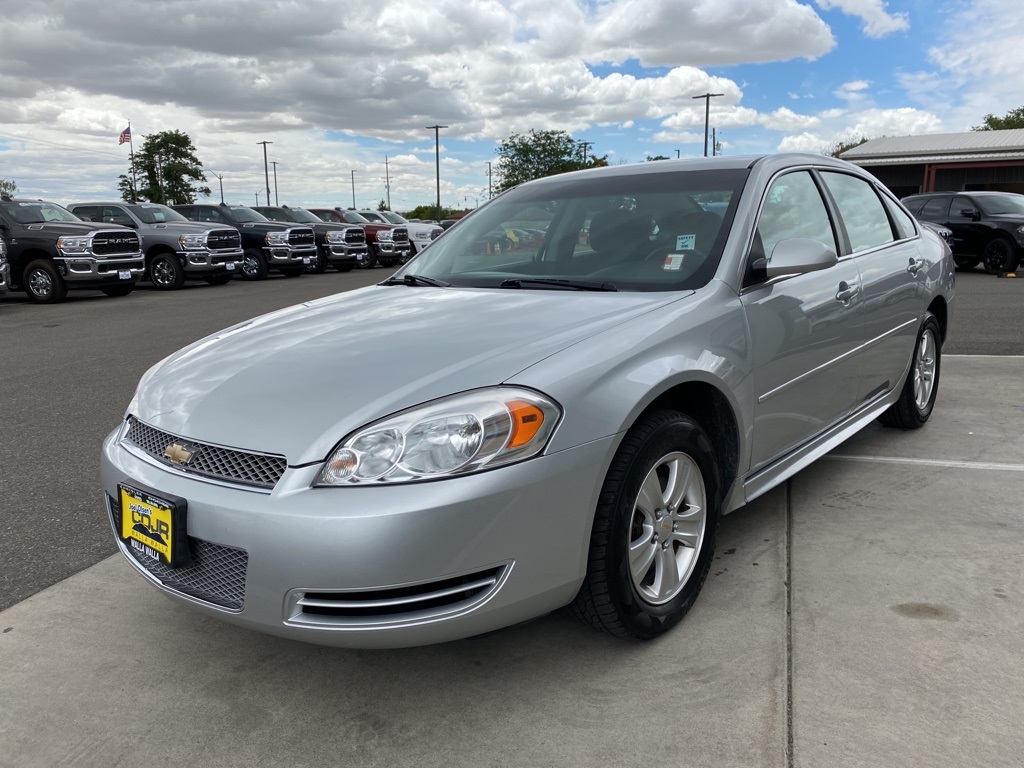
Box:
[0,0,1020,211]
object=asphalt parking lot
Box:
[1,268,1022,767]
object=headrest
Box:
[589,209,649,255]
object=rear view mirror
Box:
[763,238,838,278]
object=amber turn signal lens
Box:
[507,400,545,448]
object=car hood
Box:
[132,286,688,464]
[148,221,230,234]
[22,221,127,235]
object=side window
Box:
[73,205,100,222]
[102,206,134,227]
[262,209,287,222]
[175,206,194,220]
[754,171,837,262]
[902,198,925,215]
[880,194,917,240]
[820,171,895,253]
[919,197,951,219]
[951,195,975,220]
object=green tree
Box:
[118,130,211,204]
[377,199,388,211]
[404,203,456,221]
[826,136,870,157]
[0,177,16,197]
[973,106,1024,131]
[646,155,671,161]
[494,129,608,193]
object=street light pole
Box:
[257,141,273,206]
[255,190,260,205]
[691,93,724,157]
[486,161,492,199]
[426,124,448,222]
[270,161,279,205]
[384,155,391,209]
[215,173,224,203]
[350,170,357,208]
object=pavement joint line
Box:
[785,479,794,768]
[826,454,1024,471]
[944,353,1024,358]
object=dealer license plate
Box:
[302,257,311,265]
[226,262,236,271]
[118,270,131,280]
[118,484,189,568]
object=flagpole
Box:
[128,121,138,201]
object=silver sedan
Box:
[100,154,954,648]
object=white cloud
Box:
[814,0,909,38]
[834,80,872,101]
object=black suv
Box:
[253,206,366,273]
[902,191,1024,273]
[172,203,316,280]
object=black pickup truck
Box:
[253,205,366,273]
[0,196,144,303]
[172,203,316,280]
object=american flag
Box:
[118,126,131,145]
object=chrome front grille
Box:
[207,228,241,251]
[287,227,315,247]
[109,495,247,610]
[123,417,287,489]
[391,227,409,244]
[344,227,365,244]
[92,230,141,256]
[288,566,507,628]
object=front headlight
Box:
[265,231,288,245]
[316,387,561,486]
[57,235,91,254]
[377,229,393,242]
[179,233,206,250]
[325,230,346,244]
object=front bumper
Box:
[179,248,244,275]
[265,245,317,266]
[56,255,145,284]
[326,242,368,266]
[100,426,614,648]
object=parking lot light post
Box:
[691,93,724,157]
[214,173,224,204]
[257,140,273,207]
[351,170,356,208]
[487,161,492,198]
[427,124,448,222]
[271,161,279,206]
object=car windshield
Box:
[359,211,386,222]
[975,194,1024,216]
[403,168,748,292]
[378,211,408,225]
[132,203,188,224]
[228,207,269,223]
[341,210,372,224]
[289,208,324,223]
[0,201,81,224]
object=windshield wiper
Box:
[380,274,451,287]
[498,278,618,292]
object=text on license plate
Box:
[118,270,132,280]
[120,486,175,565]
[226,262,236,270]
[302,257,311,264]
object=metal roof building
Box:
[838,129,1024,197]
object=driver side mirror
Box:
[755,238,838,279]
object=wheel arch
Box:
[927,295,949,344]
[145,243,177,262]
[16,249,55,286]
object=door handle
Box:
[835,281,860,303]
[907,258,926,275]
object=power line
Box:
[0,130,125,160]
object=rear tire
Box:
[148,253,186,290]
[23,260,68,304]
[953,257,979,271]
[572,409,720,640]
[879,313,941,429]
[240,248,269,281]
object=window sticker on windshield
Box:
[663,254,685,271]
[676,234,696,251]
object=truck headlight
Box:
[325,230,346,244]
[57,236,91,254]
[265,231,288,245]
[377,229,393,242]
[179,233,206,250]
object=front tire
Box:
[240,248,269,281]
[572,410,720,640]
[148,253,185,290]
[306,249,328,274]
[360,244,378,269]
[981,236,1019,274]
[879,313,941,429]
[23,260,68,304]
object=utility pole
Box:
[578,140,592,166]
[270,161,279,205]
[691,93,724,157]
[350,170,357,208]
[215,173,224,203]
[426,124,448,222]
[676,149,681,159]
[384,155,391,209]
[712,128,717,157]
[255,190,260,205]
[486,161,492,199]
[257,140,273,207]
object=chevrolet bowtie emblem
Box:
[164,443,193,465]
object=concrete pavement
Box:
[1,356,1021,768]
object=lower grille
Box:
[289,566,507,627]
[109,494,247,611]
[123,416,287,490]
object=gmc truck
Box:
[172,203,316,280]
[253,205,366,273]
[0,196,144,303]
[67,201,243,290]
